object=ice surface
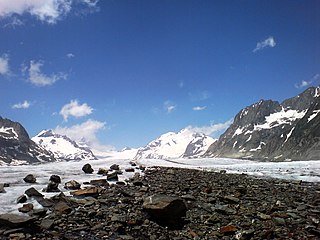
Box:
[0,158,141,214]
[1,156,319,215]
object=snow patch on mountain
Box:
[32,130,97,161]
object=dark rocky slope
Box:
[205,86,320,161]
[0,167,319,239]
[0,117,55,164]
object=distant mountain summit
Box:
[205,86,320,161]
[134,128,216,160]
[0,117,55,165]
[32,130,97,161]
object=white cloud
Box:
[253,36,276,52]
[164,101,176,114]
[66,53,75,58]
[186,119,233,137]
[55,119,114,151]
[28,60,67,86]
[178,81,184,88]
[12,100,31,109]
[295,74,320,89]
[60,99,93,121]
[192,106,206,111]
[0,54,9,75]
[0,0,100,24]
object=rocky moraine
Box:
[0,165,320,240]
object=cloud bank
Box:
[0,0,99,24]
[253,36,276,52]
[60,99,93,121]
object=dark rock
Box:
[82,163,94,174]
[143,194,187,229]
[0,214,35,228]
[23,174,36,183]
[40,219,54,230]
[107,172,119,181]
[110,164,120,171]
[70,187,101,197]
[54,201,72,214]
[29,208,47,217]
[90,179,109,186]
[125,168,135,172]
[129,161,137,167]
[49,175,61,183]
[65,180,81,190]
[16,195,27,204]
[97,168,108,175]
[0,183,5,193]
[43,181,60,192]
[18,203,33,213]
[25,187,44,198]
[36,197,54,207]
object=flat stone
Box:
[25,187,44,198]
[222,195,240,203]
[125,168,135,172]
[90,179,109,186]
[257,212,271,220]
[0,214,36,228]
[40,219,54,230]
[54,201,72,214]
[214,204,237,215]
[220,225,238,234]
[70,187,101,196]
[36,197,54,207]
[18,203,34,213]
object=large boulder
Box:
[25,187,44,198]
[23,174,36,183]
[142,195,187,229]
[82,163,94,174]
[64,180,81,190]
[44,175,61,192]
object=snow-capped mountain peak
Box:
[134,128,216,160]
[32,130,97,161]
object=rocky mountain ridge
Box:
[205,86,320,161]
[0,117,55,165]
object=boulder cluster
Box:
[0,166,319,239]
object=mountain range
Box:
[0,86,319,165]
[205,86,320,161]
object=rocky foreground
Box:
[1,167,320,240]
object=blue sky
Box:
[0,0,319,150]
